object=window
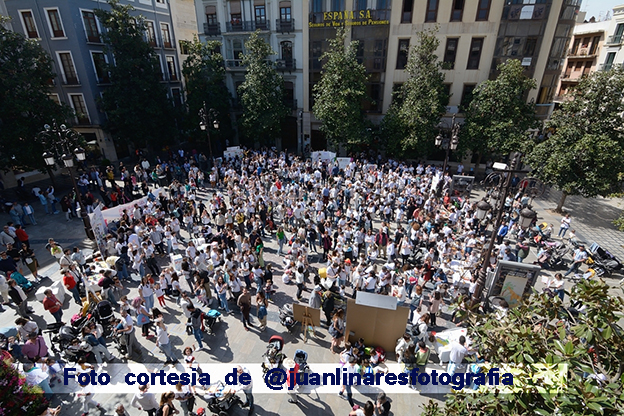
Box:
[255,5,266,28]
[451,0,464,22]
[373,39,386,70]
[171,88,182,107]
[311,41,323,70]
[460,84,476,111]
[19,11,39,38]
[160,23,172,48]
[82,11,100,43]
[396,39,409,70]
[425,0,438,22]
[589,36,600,55]
[69,94,90,125]
[46,9,65,38]
[166,56,177,81]
[206,6,218,25]
[312,0,323,13]
[58,52,79,85]
[156,0,166,5]
[146,21,157,46]
[91,52,109,83]
[604,52,616,71]
[444,38,459,69]
[356,0,367,10]
[467,38,484,70]
[476,0,491,21]
[377,0,388,9]
[442,83,451,98]
[281,41,293,61]
[280,2,292,21]
[332,0,345,11]
[401,0,414,23]
[49,94,61,105]
[356,40,365,64]
[233,39,244,61]
[524,38,537,56]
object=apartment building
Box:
[3,0,185,160]
[555,19,609,102]
[597,4,624,72]
[195,0,304,151]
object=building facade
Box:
[195,0,304,151]
[555,18,609,102]
[597,5,624,72]
[4,0,185,161]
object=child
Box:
[264,279,276,302]
[339,342,354,367]
[428,291,442,328]
[183,346,203,375]
[339,284,346,298]
[256,292,268,332]
[154,283,166,307]
[44,357,65,387]
[196,286,209,307]
[353,338,365,359]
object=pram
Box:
[202,380,241,415]
[9,271,35,292]
[262,335,286,373]
[203,309,222,335]
[588,242,622,276]
[279,304,297,333]
[294,349,310,373]
[94,300,114,325]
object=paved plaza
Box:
[1,179,622,416]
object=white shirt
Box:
[449,343,468,363]
[156,325,169,346]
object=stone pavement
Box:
[1,181,623,416]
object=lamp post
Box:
[435,114,460,196]
[40,121,94,240]
[198,101,219,169]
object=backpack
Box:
[374,346,386,363]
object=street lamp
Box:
[435,114,461,195]
[475,199,492,220]
[519,207,537,230]
[198,101,219,168]
[40,121,94,240]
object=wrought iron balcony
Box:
[275,59,296,71]
[226,20,270,33]
[203,23,221,36]
[275,19,294,33]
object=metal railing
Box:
[275,19,294,33]
[276,59,296,71]
[203,23,221,36]
[607,35,622,45]
[225,59,245,69]
[226,20,270,32]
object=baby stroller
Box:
[202,380,241,416]
[94,300,115,329]
[203,309,222,335]
[9,271,35,292]
[262,335,286,373]
[294,349,310,374]
[279,304,297,333]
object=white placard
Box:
[355,291,397,310]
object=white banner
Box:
[89,205,108,256]
[100,188,162,223]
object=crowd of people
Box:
[1,146,573,416]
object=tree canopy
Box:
[461,59,537,158]
[0,15,71,170]
[238,31,288,147]
[312,27,369,150]
[95,0,176,151]
[525,67,624,211]
[383,27,449,157]
[182,37,232,146]
[423,279,624,416]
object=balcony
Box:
[86,34,102,43]
[225,59,246,70]
[76,115,91,125]
[63,77,80,86]
[203,23,221,36]
[276,59,296,71]
[567,48,596,58]
[275,19,294,33]
[607,35,622,45]
[225,20,270,33]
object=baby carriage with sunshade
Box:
[262,335,286,373]
[202,380,241,416]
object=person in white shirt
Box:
[391,278,407,305]
[447,335,472,376]
[131,384,160,415]
[235,366,254,413]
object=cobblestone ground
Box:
[1,181,622,416]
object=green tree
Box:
[0,16,71,170]
[424,279,624,416]
[182,37,232,145]
[382,27,449,157]
[313,27,369,150]
[525,67,624,212]
[95,0,175,151]
[461,59,537,164]
[238,31,288,147]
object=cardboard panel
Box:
[292,302,322,327]
[345,299,410,354]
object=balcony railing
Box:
[226,20,270,32]
[607,35,622,45]
[600,62,623,71]
[86,34,102,43]
[203,23,221,36]
[275,19,294,33]
[276,59,296,71]
[76,115,90,125]
[63,77,80,86]
[225,59,245,69]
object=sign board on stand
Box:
[486,260,541,307]
[450,175,475,199]
[88,205,108,256]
